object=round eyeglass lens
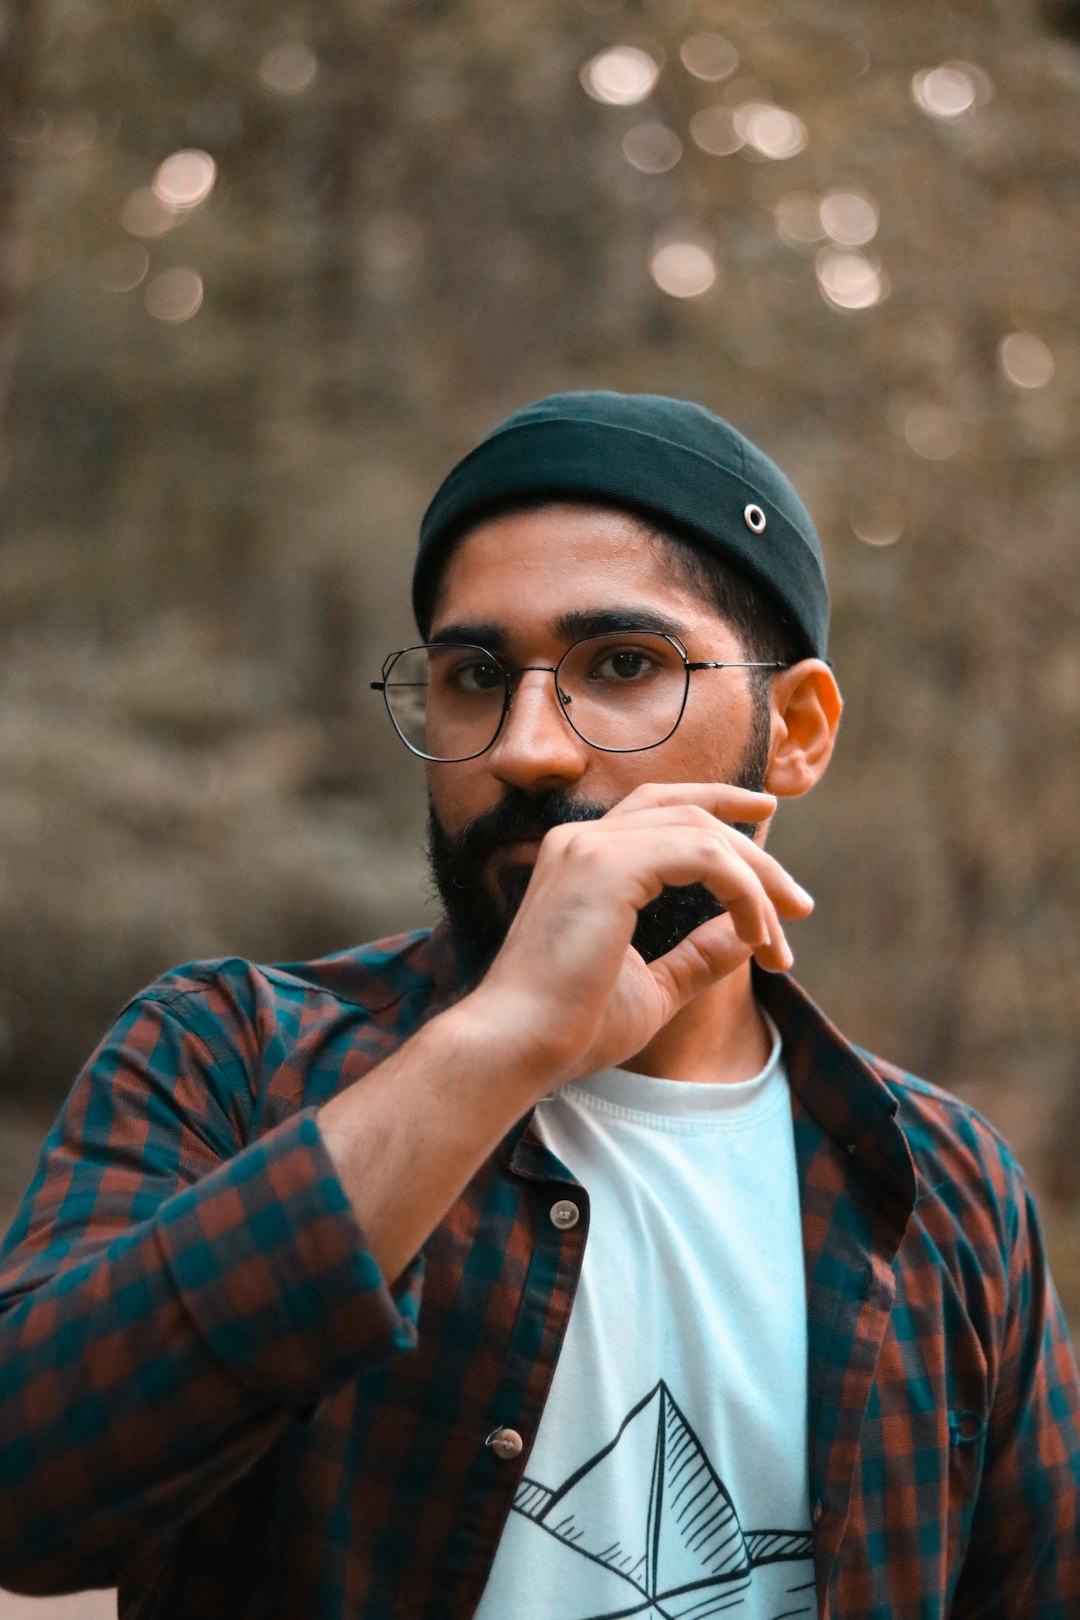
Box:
[556,632,689,750]
[383,643,508,761]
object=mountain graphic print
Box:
[509,1380,815,1620]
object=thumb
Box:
[646,914,755,1019]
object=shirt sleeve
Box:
[0,987,422,1596]
[951,1170,1080,1617]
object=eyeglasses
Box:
[371,629,785,762]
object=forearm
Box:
[317,994,548,1285]
[0,1112,418,1593]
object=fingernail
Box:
[793,884,814,906]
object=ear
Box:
[764,659,842,798]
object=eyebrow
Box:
[429,621,509,652]
[553,607,688,641]
[429,605,689,652]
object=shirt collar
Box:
[752,965,915,1212]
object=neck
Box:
[623,961,772,1085]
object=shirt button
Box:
[812,1498,826,1524]
[486,1427,524,1460]
[550,1199,580,1230]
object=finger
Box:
[561,807,813,919]
[605,782,777,823]
[646,915,756,1020]
[704,820,814,918]
[600,826,787,955]
[536,818,799,963]
[654,831,795,966]
[649,906,793,1026]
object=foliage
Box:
[1,0,1079,1280]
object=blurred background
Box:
[0,0,1079,1607]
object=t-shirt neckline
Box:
[549,1011,785,1128]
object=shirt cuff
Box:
[154,1108,421,1408]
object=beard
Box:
[427,689,772,988]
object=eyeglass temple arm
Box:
[686,660,788,671]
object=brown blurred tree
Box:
[0,0,44,435]
[0,0,1078,1311]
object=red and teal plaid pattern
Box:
[1,925,1078,1617]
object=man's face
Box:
[424,504,775,981]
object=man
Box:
[1,391,1077,1619]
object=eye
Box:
[450,655,504,693]
[589,646,658,682]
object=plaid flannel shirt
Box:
[1,923,1078,1618]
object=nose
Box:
[487,668,589,791]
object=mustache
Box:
[449,788,610,866]
[450,786,763,865]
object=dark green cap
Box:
[414,390,829,659]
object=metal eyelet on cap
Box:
[744,503,767,534]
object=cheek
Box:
[426,763,493,836]
[675,684,758,774]
[646,709,725,773]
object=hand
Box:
[461,781,814,1092]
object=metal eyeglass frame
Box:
[371,630,787,762]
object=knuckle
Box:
[542,822,574,853]
[572,839,609,876]
[698,827,738,868]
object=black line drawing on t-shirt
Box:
[510,1379,814,1619]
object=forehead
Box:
[429,503,712,640]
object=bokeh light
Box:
[94,242,150,293]
[649,237,718,299]
[678,33,738,83]
[7,109,50,145]
[850,499,905,546]
[580,46,660,105]
[999,332,1055,389]
[688,105,744,156]
[121,187,179,239]
[774,192,825,246]
[622,121,682,173]
[903,403,962,460]
[1015,396,1067,453]
[152,150,217,212]
[819,190,878,246]
[52,111,99,155]
[144,268,204,323]
[815,249,887,310]
[258,43,318,96]
[733,103,808,160]
[912,62,989,120]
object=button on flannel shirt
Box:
[1,924,1078,1618]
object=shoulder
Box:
[861,1048,1029,1258]
[107,927,441,1073]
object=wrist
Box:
[435,984,573,1104]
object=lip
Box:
[491,837,543,861]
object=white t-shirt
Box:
[474,1019,814,1620]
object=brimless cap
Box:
[413,391,830,660]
